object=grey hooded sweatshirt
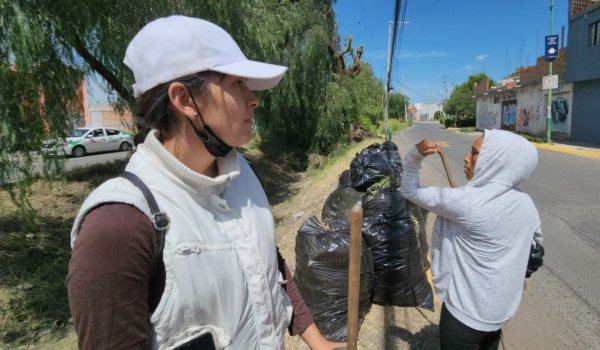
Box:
[400,129,543,332]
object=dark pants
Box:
[439,303,502,350]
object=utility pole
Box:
[404,94,408,121]
[384,20,410,139]
[440,75,448,119]
[546,0,554,144]
[384,21,393,140]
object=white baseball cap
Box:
[124,15,287,97]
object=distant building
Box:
[8,64,90,130]
[473,48,573,139]
[410,103,443,121]
[88,104,134,131]
[566,0,600,144]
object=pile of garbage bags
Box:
[294,141,433,340]
[294,217,374,341]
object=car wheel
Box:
[72,145,86,157]
[119,142,131,151]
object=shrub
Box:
[456,116,476,127]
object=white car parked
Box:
[43,126,134,157]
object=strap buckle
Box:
[152,212,170,231]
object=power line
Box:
[387,0,401,91]
[387,0,410,93]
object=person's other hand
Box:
[415,139,442,157]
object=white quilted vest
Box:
[71,131,292,349]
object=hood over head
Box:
[468,129,538,188]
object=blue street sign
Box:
[545,35,559,62]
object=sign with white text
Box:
[545,35,559,62]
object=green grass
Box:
[516,131,545,143]
[305,137,386,177]
[376,118,408,136]
[0,160,127,346]
[459,127,476,133]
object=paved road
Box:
[392,121,600,350]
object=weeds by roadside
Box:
[0,160,127,346]
[459,127,476,133]
[516,131,545,143]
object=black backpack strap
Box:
[119,171,169,264]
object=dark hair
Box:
[134,71,223,144]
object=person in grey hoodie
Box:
[400,129,543,350]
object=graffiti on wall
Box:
[551,97,569,132]
[477,105,500,130]
[517,105,541,129]
[501,101,517,130]
[516,93,570,134]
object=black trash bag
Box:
[321,186,365,224]
[338,169,352,188]
[362,186,408,218]
[525,243,545,278]
[350,142,402,191]
[294,217,374,341]
[362,187,434,309]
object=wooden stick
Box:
[347,204,363,350]
[439,151,457,188]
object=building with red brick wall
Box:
[88,104,134,131]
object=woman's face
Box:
[196,74,260,147]
[464,134,484,180]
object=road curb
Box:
[534,143,600,160]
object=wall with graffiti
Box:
[501,101,518,130]
[517,84,572,135]
[476,97,501,130]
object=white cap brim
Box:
[210,60,288,91]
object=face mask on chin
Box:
[184,86,232,158]
[194,123,232,157]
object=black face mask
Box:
[184,86,232,158]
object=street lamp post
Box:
[546,0,554,144]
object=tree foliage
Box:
[1,0,386,194]
[388,92,409,120]
[443,73,492,118]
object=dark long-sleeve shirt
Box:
[67,203,313,349]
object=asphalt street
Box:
[392,121,600,349]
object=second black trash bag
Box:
[321,186,365,224]
[349,142,402,191]
[294,217,374,341]
[362,186,434,310]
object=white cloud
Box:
[363,50,387,61]
[464,65,474,70]
[475,54,488,61]
[399,51,449,59]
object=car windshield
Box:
[66,128,89,138]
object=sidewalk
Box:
[534,141,600,159]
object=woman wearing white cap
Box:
[67,16,344,350]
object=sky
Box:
[334,0,570,104]
[87,0,570,105]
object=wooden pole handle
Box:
[347,204,363,350]
[439,151,457,188]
